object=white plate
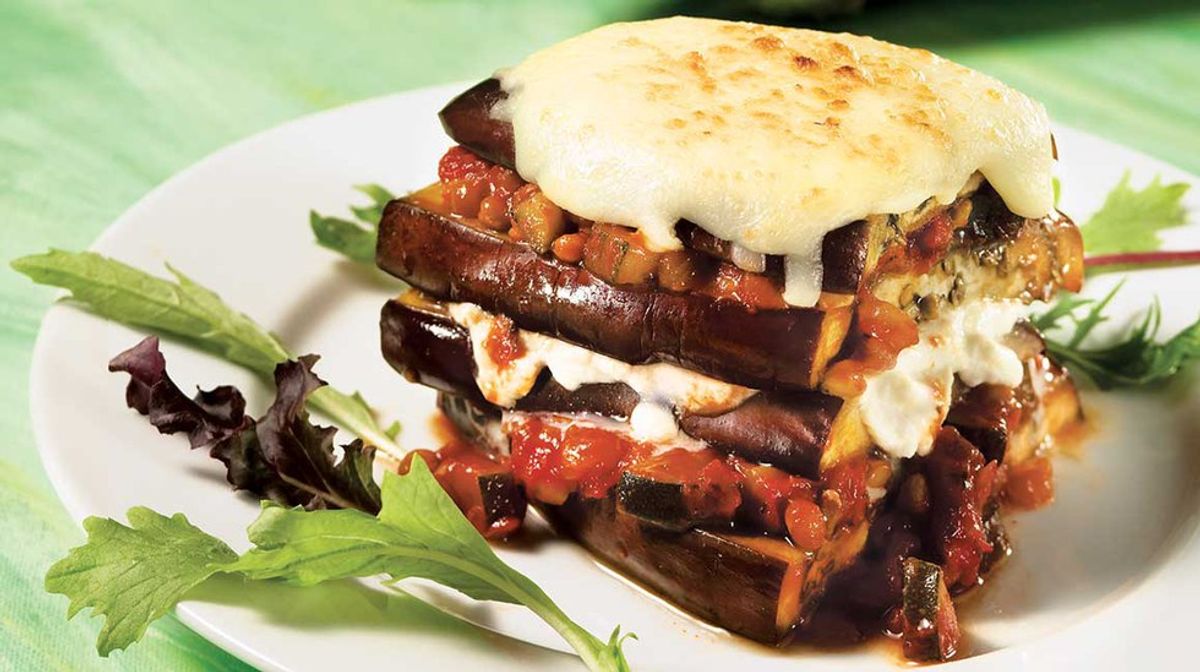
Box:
[30,83,1200,671]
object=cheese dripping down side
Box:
[493,16,1055,306]
[447,303,755,443]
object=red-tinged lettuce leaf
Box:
[109,337,381,512]
[257,356,382,512]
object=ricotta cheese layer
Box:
[494,16,1055,306]
[447,303,755,442]
[859,300,1030,459]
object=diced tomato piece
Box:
[482,314,525,368]
[558,425,632,499]
[785,496,827,552]
[508,418,574,505]
[703,263,787,311]
[437,145,491,182]
[1004,457,1055,509]
[397,449,438,475]
[823,456,869,527]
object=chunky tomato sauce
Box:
[1003,456,1055,509]
[482,314,525,368]
[398,441,526,539]
[823,294,920,397]
[923,428,997,589]
[433,145,789,311]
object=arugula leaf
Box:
[1080,173,1190,256]
[311,184,394,264]
[44,508,237,656]
[1035,283,1200,389]
[11,249,403,460]
[46,461,633,671]
[310,213,377,265]
[12,250,288,374]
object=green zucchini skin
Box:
[615,471,691,531]
[900,558,960,661]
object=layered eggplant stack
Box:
[375,18,1085,662]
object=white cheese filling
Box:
[859,300,1030,459]
[494,17,1055,308]
[447,302,755,442]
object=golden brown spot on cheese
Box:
[792,54,818,70]
[751,35,783,52]
[829,41,854,59]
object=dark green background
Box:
[2,1,1197,669]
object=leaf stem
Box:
[1085,249,1200,270]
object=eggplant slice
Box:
[383,294,866,476]
[378,198,852,391]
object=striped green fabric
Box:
[2,1,1196,669]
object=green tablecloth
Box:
[2,1,1197,669]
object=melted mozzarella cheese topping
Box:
[448,303,754,441]
[495,16,1055,306]
[859,300,1030,459]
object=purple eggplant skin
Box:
[377,199,851,391]
[381,296,846,476]
[439,79,515,168]
[380,294,640,417]
[540,494,807,644]
[678,392,842,476]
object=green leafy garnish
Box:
[45,509,238,656]
[311,184,395,264]
[46,462,633,671]
[11,250,402,459]
[1034,282,1200,389]
[1080,173,1190,256]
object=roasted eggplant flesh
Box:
[439,78,514,167]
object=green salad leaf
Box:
[1080,173,1190,256]
[311,184,395,264]
[44,509,237,656]
[1034,282,1200,389]
[46,462,633,671]
[12,250,288,373]
[11,250,403,460]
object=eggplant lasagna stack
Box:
[377,18,1084,661]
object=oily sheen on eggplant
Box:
[377,199,853,391]
[380,294,860,476]
[436,390,873,644]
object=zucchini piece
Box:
[614,451,741,531]
[615,471,690,531]
[900,558,960,661]
[582,223,660,285]
[479,471,526,528]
